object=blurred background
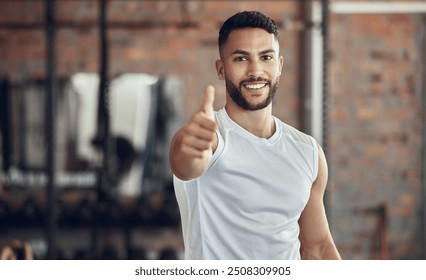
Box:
[0,0,425,260]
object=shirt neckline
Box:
[218,108,281,145]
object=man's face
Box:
[216,28,283,111]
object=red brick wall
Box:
[329,12,424,259]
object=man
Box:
[169,11,340,260]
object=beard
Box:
[226,76,280,111]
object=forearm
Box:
[322,244,341,260]
[300,236,341,260]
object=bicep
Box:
[298,144,331,252]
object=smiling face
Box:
[216,28,284,111]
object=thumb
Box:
[201,85,215,118]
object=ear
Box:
[278,55,284,76]
[215,59,225,80]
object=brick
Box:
[387,108,411,119]
[379,133,408,144]
[356,107,379,120]
[330,108,349,121]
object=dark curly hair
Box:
[218,11,279,51]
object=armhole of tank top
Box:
[310,136,319,184]
[173,175,189,238]
[207,112,225,170]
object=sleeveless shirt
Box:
[174,108,318,259]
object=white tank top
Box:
[174,108,318,259]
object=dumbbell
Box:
[158,248,178,260]
[127,195,155,226]
[99,244,119,260]
[73,197,94,226]
[55,198,68,226]
[96,198,124,227]
[73,248,94,260]
[19,197,43,226]
[156,192,180,227]
[127,247,147,260]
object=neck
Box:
[225,103,276,139]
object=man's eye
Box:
[234,57,247,62]
[262,55,273,60]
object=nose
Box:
[247,60,264,78]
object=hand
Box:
[180,85,217,158]
[0,245,16,260]
[0,240,34,260]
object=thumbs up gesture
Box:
[200,85,216,123]
[183,85,217,157]
[170,85,218,180]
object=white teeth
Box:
[244,83,266,89]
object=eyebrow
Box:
[231,49,277,56]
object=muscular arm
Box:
[298,144,341,260]
[169,86,218,181]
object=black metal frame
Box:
[44,0,57,260]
